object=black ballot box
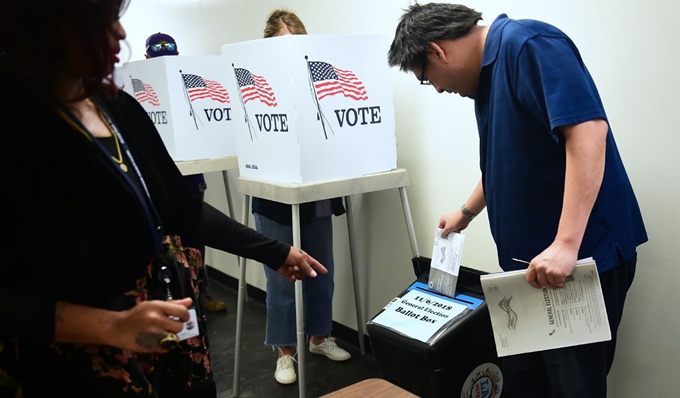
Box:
[367,256,503,398]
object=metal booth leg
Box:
[398,187,419,258]
[344,195,366,355]
[232,194,250,397]
[291,204,307,398]
[222,170,248,302]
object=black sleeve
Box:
[2,103,58,343]
[1,178,57,342]
[110,92,289,269]
[0,289,57,344]
[198,202,290,270]
[107,90,203,244]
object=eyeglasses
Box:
[147,42,177,53]
[420,56,432,86]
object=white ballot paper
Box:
[480,259,611,357]
[369,289,467,343]
[428,228,465,298]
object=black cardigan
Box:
[1,88,288,344]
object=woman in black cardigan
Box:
[0,1,326,397]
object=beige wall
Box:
[121,1,680,396]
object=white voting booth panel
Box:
[112,66,125,90]
[221,34,397,184]
[119,55,237,162]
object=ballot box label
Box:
[369,289,467,343]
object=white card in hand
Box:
[428,228,466,298]
[176,308,200,341]
[431,228,465,275]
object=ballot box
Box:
[220,34,397,184]
[119,55,237,161]
[367,256,504,398]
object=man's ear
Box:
[426,41,448,63]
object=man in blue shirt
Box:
[388,3,647,397]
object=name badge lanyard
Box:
[97,102,188,300]
[57,102,163,250]
[58,101,187,300]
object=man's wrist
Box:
[460,204,477,220]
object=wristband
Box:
[460,204,477,220]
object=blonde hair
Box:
[263,9,307,38]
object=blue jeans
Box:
[501,253,637,398]
[254,213,335,347]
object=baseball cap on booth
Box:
[145,32,179,58]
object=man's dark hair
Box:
[388,3,483,72]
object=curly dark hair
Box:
[0,0,129,104]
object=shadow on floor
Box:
[204,281,381,398]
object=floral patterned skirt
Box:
[0,236,214,398]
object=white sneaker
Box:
[274,355,297,385]
[309,336,352,361]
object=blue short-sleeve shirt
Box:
[476,14,647,272]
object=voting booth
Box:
[119,55,237,161]
[220,34,397,184]
[367,256,504,398]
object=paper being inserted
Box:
[428,228,465,298]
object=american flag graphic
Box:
[234,68,278,107]
[308,61,368,101]
[181,73,230,103]
[131,78,160,106]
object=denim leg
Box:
[262,261,297,346]
[254,213,335,347]
[300,215,334,338]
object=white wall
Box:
[121,1,680,396]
